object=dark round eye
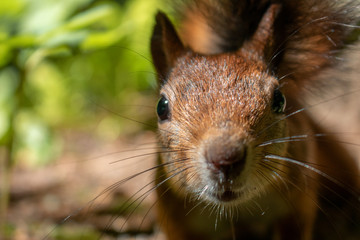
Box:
[157,95,170,121]
[272,89,286,114]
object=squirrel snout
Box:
[204,138,247,181]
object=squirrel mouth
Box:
[213,190,239,202]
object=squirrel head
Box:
[150,5,289,206]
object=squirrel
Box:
[150,0,360,239]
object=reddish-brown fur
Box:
[151,1,359,239]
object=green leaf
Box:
[42,30,88,48]
[0,45,12,68]
[0,107,10,141]
[19,0,92,35]
[64,4,115,31]
[8,35,37,48]
[80,27,125,50]
[0,0,25,16]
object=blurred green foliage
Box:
[0,0,164,166]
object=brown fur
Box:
[151,1,360,239]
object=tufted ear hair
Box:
[151,11,186,84]
[241,4,281,64]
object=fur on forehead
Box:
[162,52,279,98]
[159,53,279,130]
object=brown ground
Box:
[7,130,165,240]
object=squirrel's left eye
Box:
[272,89,286,114]
[157,95,171,121]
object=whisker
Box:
[262,152,357,177]
[252,200,265,216]
[88,98,195,146]
[254,169,304,238]
[101,157,192,201]
[50,144,161,166]
[265,154,359,199]
[88,160,190,223]
[264,158,360,216]
[138,168,193,237]
[115,46,154,65]
[327,22,360,29]
[46,157,191,238]
[257,162,290,192]
[91,99,159,129]
[198,185,209,200]
[201,201,213,216]
[269,16,329,65]
[84,147,161,164]
[185,200,204,217]
[109,148,194,164]
[278,71,296,82]
[257,134,311,147]
[230,217,236,240]
[257,88,360,137]
[260,160,356,239]
[116,166,193,234]
[257,133,360,148]
[101,163,191,237]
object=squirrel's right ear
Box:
[151,11,186,82]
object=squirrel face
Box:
[151,6,290,207]
[156,51,289,206]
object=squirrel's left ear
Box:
[151,11,186,83]
[242,4,281,64]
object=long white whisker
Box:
[264,154,358,196]
[257,89,360,137]
[114,166,193,234]
[109,148,194,164]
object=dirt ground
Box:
[6,130,166,240]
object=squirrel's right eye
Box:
[157,96,170,121]
[272,89,286,114]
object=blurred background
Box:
[0,0,168,239]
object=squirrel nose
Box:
[204,138,247,180]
